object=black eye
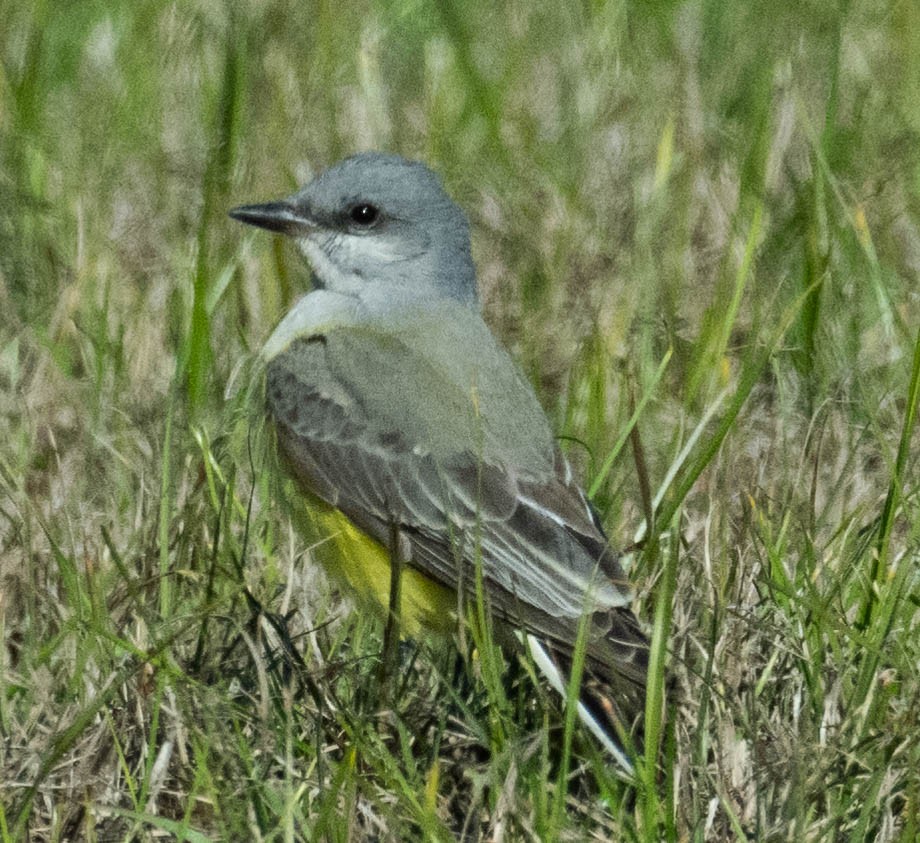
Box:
[349,203,379,226]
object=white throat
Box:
[297,236,366,296]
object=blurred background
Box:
[1,1,918,840]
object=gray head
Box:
[230,152,478,306]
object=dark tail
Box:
[531,605,651,774]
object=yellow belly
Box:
[289,489,456,638]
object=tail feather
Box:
[525,634,638,775]
[524,606,651,775]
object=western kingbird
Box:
[230,153,649,771]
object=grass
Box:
[2,0,919,839]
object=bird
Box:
[229,152,649,772]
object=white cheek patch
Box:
[350,233,415,264]
[299,231,413,292]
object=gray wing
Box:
[265,325,636,640]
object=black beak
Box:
[228,201,312,235]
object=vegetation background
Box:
[1,0,918,840]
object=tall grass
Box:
[1,1,918,840]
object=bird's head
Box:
[230,152,478,306]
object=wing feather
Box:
[266,323,641,677]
